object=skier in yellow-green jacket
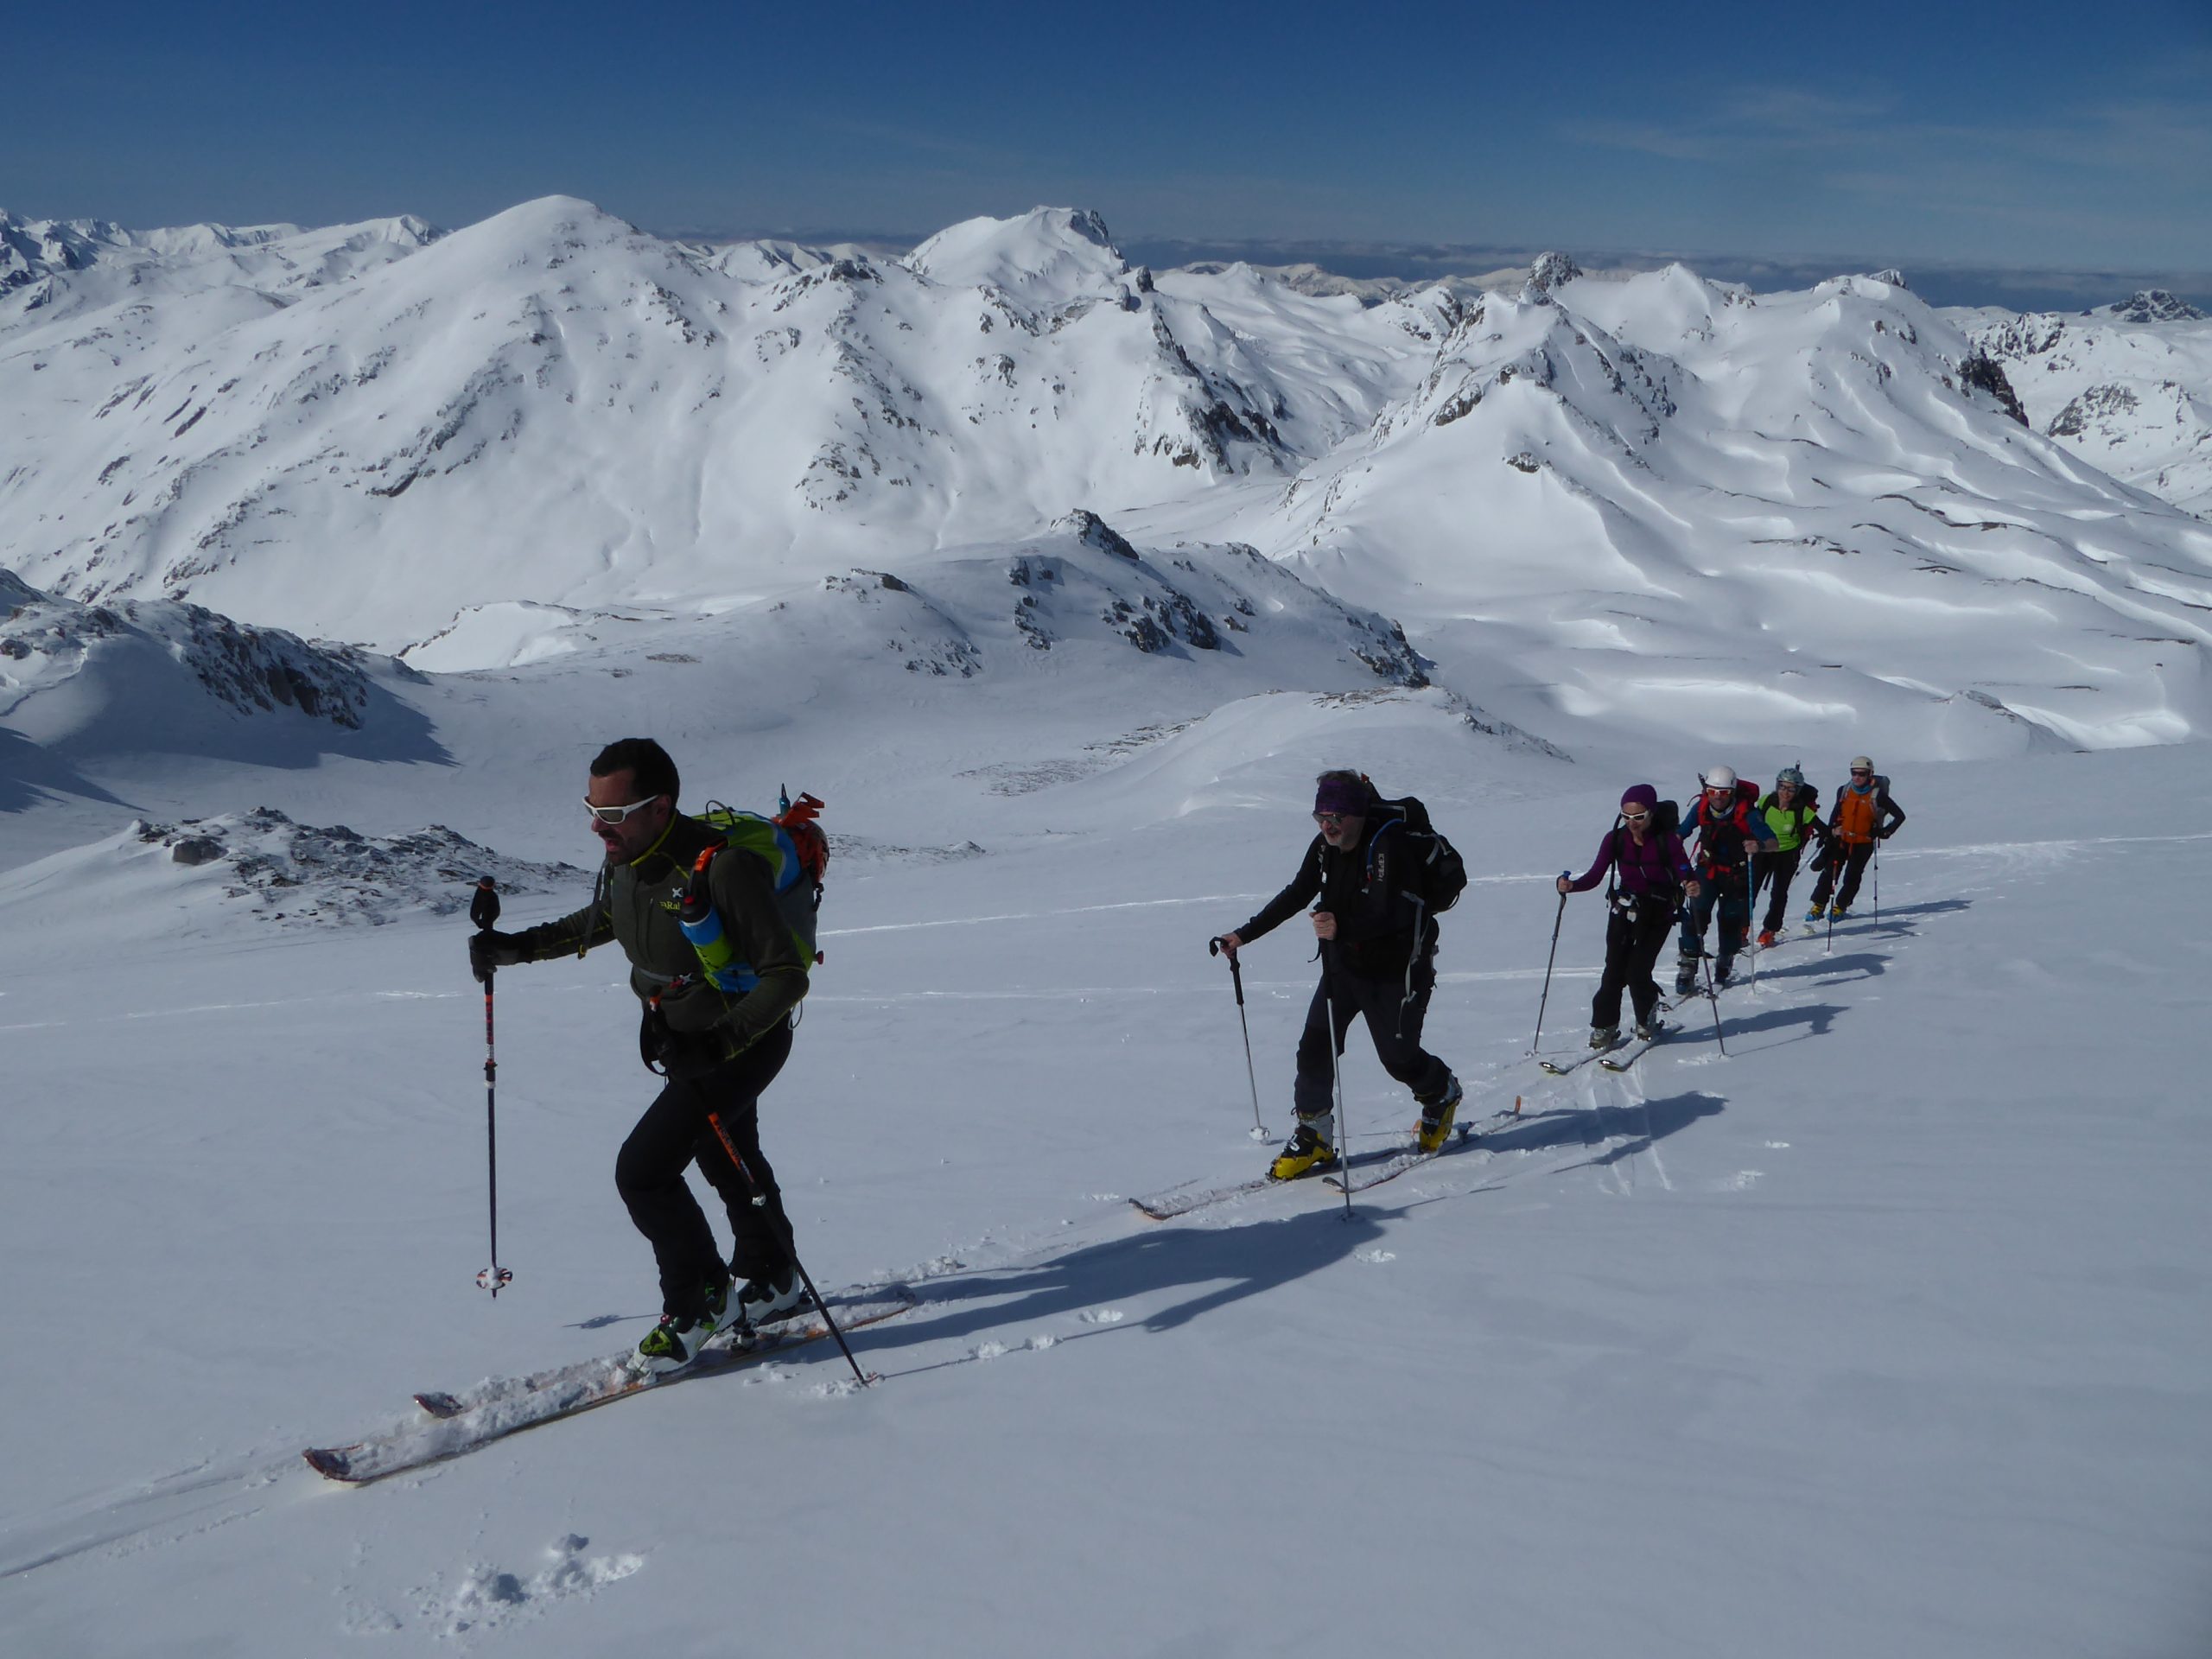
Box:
[1751,766,1827,946]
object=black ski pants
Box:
[1592,899,1676,1029]
[1294,950,1452,1122]
[615,1019,796,1321]
[1751,846,1803,935]
[1811,842,1876,912]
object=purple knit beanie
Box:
[1620,784,1659,811]
[1313,776,1370,817]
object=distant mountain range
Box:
[3,199,2209,754]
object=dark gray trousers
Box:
[1293,952,1451,1120]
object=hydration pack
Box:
[677,790,829,992]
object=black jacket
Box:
[1237,818,1437,979]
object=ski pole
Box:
[1322,939,1352,1221]
[704,1109,873,1389]
[1531,880,1568,1052]
[1872,842,1881,922]
[1744,880,1758,998]
[1209,938,1271,1142]
[470,877,512,1297]
[1700,953,1728,1057]
[1821,845,1836,955]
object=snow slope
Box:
[0,688,2205,1658]
[0,567,441,830]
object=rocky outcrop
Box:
[2100,290,2205,324]
[1957,348,2030,427]
[1524,252,1583,299]
[130,809,585,926]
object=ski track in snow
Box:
[0,1456,290,1584]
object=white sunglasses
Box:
[584,794,663,825]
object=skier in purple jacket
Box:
[1555,784,1700,1046]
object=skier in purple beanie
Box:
[1556,784,1700,1048]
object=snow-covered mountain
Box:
[1147,265,2212,754]
[0,200,1451,646]
[3,197,2210,764]
[1956,292,2212,518]
[399,508,1435,690]
[0,207,439,323]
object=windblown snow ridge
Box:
[2,566,383,735]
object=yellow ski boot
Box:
[1268,1118,1339,1181]
[1414,1075,1463,1154]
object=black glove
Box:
[1877,827,1895,841]
[469,930,524,983]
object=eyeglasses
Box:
[1850,769,1872,778]
[1620,810,1649,823]
[584,794,663,825]
[1313,811,1351,828]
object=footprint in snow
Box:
[437,1536,643,1637]
[1077,1308,1124,1325]
[1356,1249,1396,1264]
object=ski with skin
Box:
[1132,1104,1516,1219]
[1599,1024,1672,1071]
[1325,1107,1516,1195]
[304,1289,917,1484]
[1537,1042,1622,1077]
[413,1288,874,1419]
[1131,1149,1394,1221]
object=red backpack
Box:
[1693,779,1762,874]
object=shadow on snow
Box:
[870,1090,1724,1360]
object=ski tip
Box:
[413,1390,466,1420]
[303,1446,360,1483]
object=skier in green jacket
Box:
[467,738,812,1375]
[1751,766,1827,946]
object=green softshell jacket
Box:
[1758,793,1823,854]
[511,813,808,1063]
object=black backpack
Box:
[1368,794,1468,913]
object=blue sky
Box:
[9,0,2209,290]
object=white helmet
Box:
[1705,764,1737,789]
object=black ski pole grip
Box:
[471,875,501,931]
